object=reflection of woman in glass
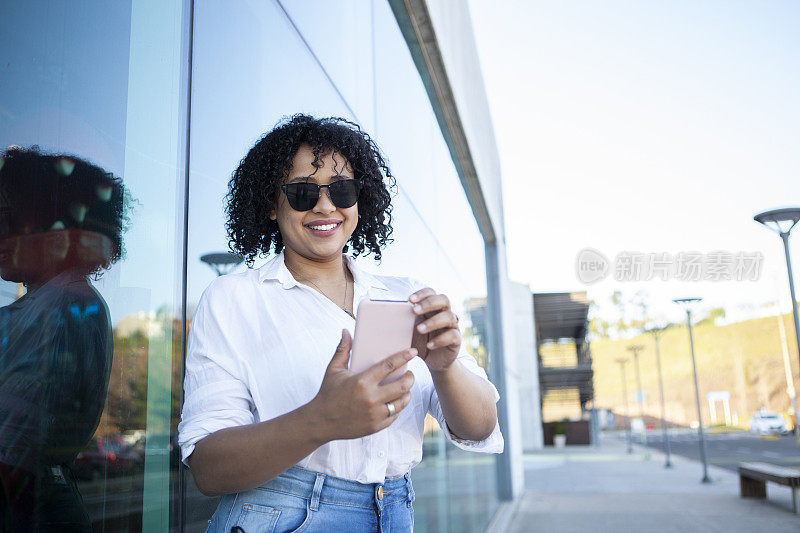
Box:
[0,147,124,532]
[179,115,503,531]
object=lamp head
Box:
[645,324,668,335]
[200,252,245,276]
[673,298,702,318]
[614,357,629,365]
[754,207,800,236]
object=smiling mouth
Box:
[306,222,341,231]
[305,221,342,236]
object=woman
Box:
[178,115,503,532]
[0,147,123,532]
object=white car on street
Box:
[748,411,788,435]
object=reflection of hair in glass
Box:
[0,146,126,276]
[225,114,396,264]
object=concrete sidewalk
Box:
[505,432,799,532]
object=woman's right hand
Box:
[308,329,416,443]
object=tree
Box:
[697,307,726,327]
[611,290,629,335]
[628,290,651,334]
[589,316,611,339]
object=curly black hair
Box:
[0,145,126,275]
[225,114,395,265]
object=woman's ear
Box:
[269,209,276,221]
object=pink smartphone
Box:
[350,300,418,384]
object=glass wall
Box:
[184,1,499,531]
[1,0,499,531]
[0,1,187,531]
[370,2,499,530]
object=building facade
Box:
[0,1,527,531]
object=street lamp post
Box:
[754,208,800,435]
[647,326,673,468]
[615,358,633,454]
[773,294,799,438]
[200,252,245,277]
[674,297,711,484]
[628,345,650,460]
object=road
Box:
[630,429,800,472]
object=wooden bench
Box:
[739,462,800,514]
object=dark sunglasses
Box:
[279,178,361,211]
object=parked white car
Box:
[748,411,788,435]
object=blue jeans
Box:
[207,466,415,532]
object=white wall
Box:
[509,281,544,452]
[425,0,506,236]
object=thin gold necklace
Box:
[286,259,354,318]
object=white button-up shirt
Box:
[178,251,504,484]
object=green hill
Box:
[591,313,799,427]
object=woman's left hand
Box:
[409,288,460,373]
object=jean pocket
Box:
[273,499,314,533]
[231,502,281,533]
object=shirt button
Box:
[378,450,385,458]
[377,486,384,500]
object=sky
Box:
[468,0,800,328]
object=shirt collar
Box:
[344,253,390,293]
[257,250,389,292]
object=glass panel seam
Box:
[273,0,361,123]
